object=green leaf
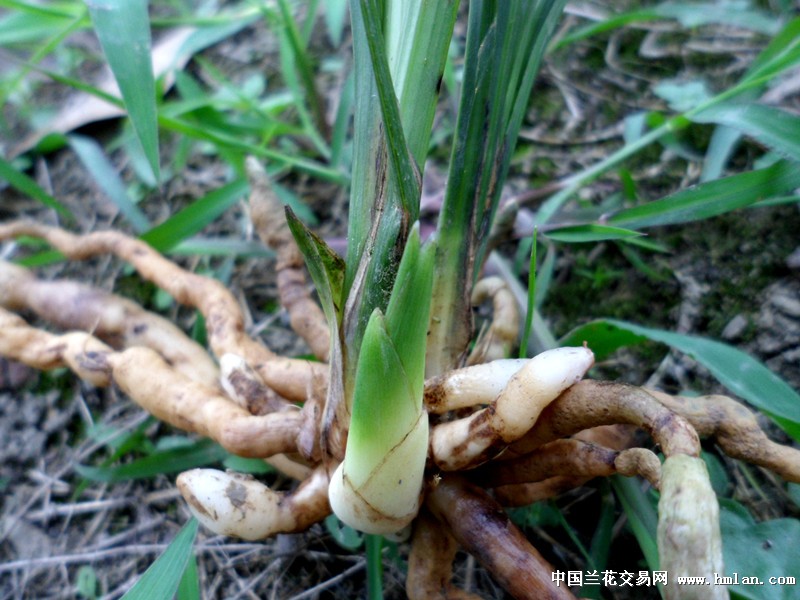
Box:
[656,1,780,34]
[383,225,435,396]
[323,0,348,46]
[221,455,274,475]
[176,553,200,600]
[608,161,800,230]
[0,156,73,220]
[720,505,800,600]
[68,134,150,233]
[324,514,364,550]
[561,319,800,440]
[121,519,198,600]
[347,309,416,471]
[140,178,249,252]
[692,103,800,162]
[611,476,660,572]
[544,224,643,243]
[87,0,160,181]
[75,438,228,483]
[430,0,567,373]
[358,0,421,220]
[286,206,346,328]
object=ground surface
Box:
[1,2,800,599]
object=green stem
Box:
[365,534,384,600]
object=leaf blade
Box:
[86,0,160,181]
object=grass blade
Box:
[86,0,160,181]
[140,178,248,252]
[608,161,800,230]
[692,103,800,162]
[519,230,537,358]
[75,438,228,483]
[276,0,330,139]
[68,134,150,233]
[561,319,800,440]
[0,157,73,220]
[544,224,643,243]
[611,477,660,572]
[121,518,198,600]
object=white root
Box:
[424,359,527,413]
[467,276,520,364]
[658,455,725,600]
[430,346,594,471]
[177,466,330,541]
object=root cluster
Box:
[2,180,799,599]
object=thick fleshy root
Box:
[0,220,323,401]
[430,346,594,471]
[246,157,330,361]
[0,259,220,387]
[407,509,482,600]
[658,455,725,600]
[467,276,519,365]
[177,467,330,540]
[426,475,576,600]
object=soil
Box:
[1,4,799,600]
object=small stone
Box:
[721,314,748,341]
[787,247,800,270]
[772,292,800,318]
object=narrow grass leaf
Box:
[551,9,659,51]
[0,157,73,220]
[140,178,248,252]
[121,518,198,600]
[609,161,800,230]
[323,0,348,46]
[561,319,800,440]
[692,103,800,162]
[75,438,228,483]
[0,6,74,45]
[68,134,150,233]
[519,230,537,358]
[656,1,780,34]
[277,0,329,139]
[169,238,273,258]
[544,224,643,243]
[611,477,660,572]
[740,18,800,86]
[176,553,200,600]
[87,0,160,181]
[158,114,347,184]
[701,125,741,182]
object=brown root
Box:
[648,389,800,482]
[407,509,482,600]
[109,347,303,458]
[493,476,595,507]
[0,310,304,458]
[0,220,323,401]
[246,157,330,362]
[511,380,701,458]
[467,276,519,365]
[0,259,219,388]
[426,475,576,600]
[0,307,114,387]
